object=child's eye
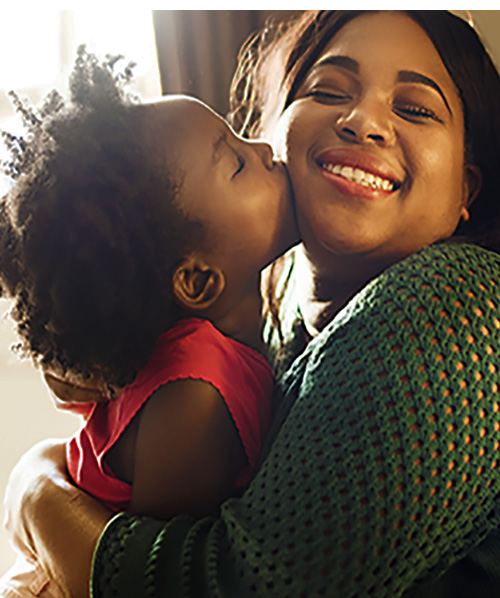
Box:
[232,155,245,178]
[394,103,441,123]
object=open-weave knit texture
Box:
[92,242,500,597]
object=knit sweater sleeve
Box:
[92,242,500,598]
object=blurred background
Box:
[0,8,499,577]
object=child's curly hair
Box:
[0,46,203,395]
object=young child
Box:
[0,48,298,597]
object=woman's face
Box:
[272,11,480,275]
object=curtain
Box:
[152,10,296,117]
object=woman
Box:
[6,10,500,598]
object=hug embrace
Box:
[2,10,500,598]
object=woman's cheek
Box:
[271,102,308,164]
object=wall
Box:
[452,10,500,69]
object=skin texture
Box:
[44,372,107,418]
[143,96,299,349]
[154,98,297,279]
[129,379,247,518]
[271,12,481,325]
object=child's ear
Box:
[172,255,226,312]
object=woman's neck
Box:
[294,246,384,336]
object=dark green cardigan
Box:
[92,243,500,597]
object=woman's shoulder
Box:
[280,240,500,419]
[389,241,500,276]
[307,241,500,360]
[273,242,500,383]
[354,242,500,311]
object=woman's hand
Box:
[4,440,65,560]
[4,439,112,598]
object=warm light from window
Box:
[0,9,60,89]
[0,9,156,92]
[0,9,158,195]
[73,9,155,75]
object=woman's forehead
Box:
[317,12,446,76]
[305,11,462,109]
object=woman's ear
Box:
[461,164,482,221]
[172,255,226,312]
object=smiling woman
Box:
[272,12,481,290]
[5,10,500,598]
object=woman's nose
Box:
[335,95,395,146]
[249,140,275,170]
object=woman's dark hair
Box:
[0,47,203,394]
[229,10,500,253]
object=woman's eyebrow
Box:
[397,70,452,114]
[311,55,359,74]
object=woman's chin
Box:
[306,230,385,259]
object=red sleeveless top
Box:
[66,318,273,511]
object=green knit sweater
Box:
[92,242,500,597]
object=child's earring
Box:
[461,206,470,222]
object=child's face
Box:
[147,96,299,281]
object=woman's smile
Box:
[315,147,403,200]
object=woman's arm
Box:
[43,372,107,405]
[4,439,111,598]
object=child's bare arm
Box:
[130,380,247,519]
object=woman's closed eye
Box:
[394,102,442,123]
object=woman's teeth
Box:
[321,162,395,191]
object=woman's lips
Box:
[316,148,403,199]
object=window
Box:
[0,8,160,194]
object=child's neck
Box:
[202,278,266,354]
[214,289,265,354]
